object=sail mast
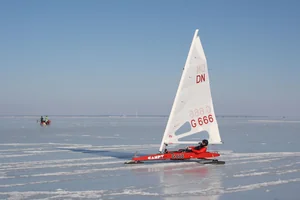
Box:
[159,30,199,152]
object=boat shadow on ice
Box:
[59,148,217,164]
[58,148,147,160]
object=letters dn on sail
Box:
[196,74,205,84]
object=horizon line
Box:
[0,114,292,118]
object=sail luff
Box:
[159,29,199,152]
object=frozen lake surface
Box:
[0,116,299,200]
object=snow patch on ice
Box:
[233,172,269,177]
[225,178,300,193]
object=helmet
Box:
[202,139,209,146]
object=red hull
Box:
[131,150,220,162]
[40,120,51,126]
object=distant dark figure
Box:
[40,116,44,123]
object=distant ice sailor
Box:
[45,116,48,123]
[40,116,44,123]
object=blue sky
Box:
[0,0,299,116]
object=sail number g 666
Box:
[190,114,214,128]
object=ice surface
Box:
[0,116,299,200]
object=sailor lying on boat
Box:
[186,139,209,153]
[164,139,209,154]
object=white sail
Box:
[159,29,222,152]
